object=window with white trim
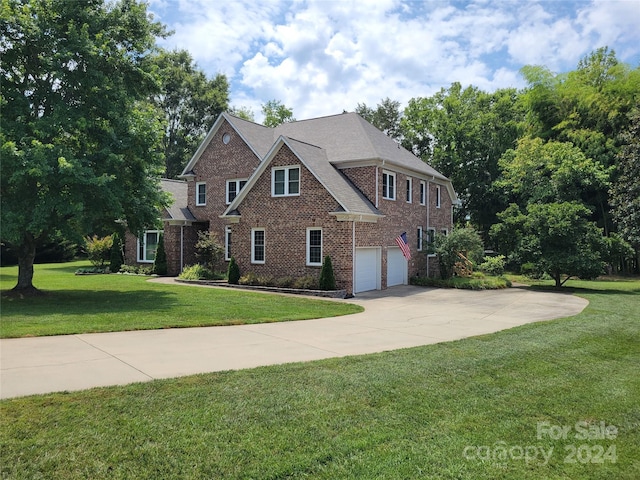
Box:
[427,228,436,257]
[272,166,300,196]
[251,228,265,264]
[382,170,395,200]
[420,181,426,205]
[306,228,322,266]
[435,185,441,208]
[406,178,412,203]
[226,179,247,204]
[225,226,232,261]
[196,182,206,206]
[417,227,423,251]
[137,230,162,263]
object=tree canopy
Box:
[261,99,295,127]
[0,0,170,293]
[146,49,229,178]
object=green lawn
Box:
[0,261,363,338]
[1,276,638,479]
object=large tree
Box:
[355,97,403,141]
[1,0,169,294]
[401,83,524,235]
[609,108,640,271]
[261,99,295,127]
[147,49,229,178]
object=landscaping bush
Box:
[319,255,336,290]
[479,255,506,276]
[274,276,295,288]
[292,275,318,290]
[152,234,167,275]
[239,272,259,286]
[434,227,484,279]
[227,257,240,284]
[179,264,215,280]
[109,233,123,273]
[195,231,225,272]
[85,235,113,268]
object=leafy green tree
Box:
[491,202,606,287]
[401,84,524,235]
[261,100,295,127]
[609,108,640,271]
[356,97,403,140]
[228,106,255,122]
[434,227,484,280]
[194,231,224,272]
[146,49,229,178]
[152,234,167,275]
[319,255,336,290]
[0,0,169,294]
[496,138,610,228]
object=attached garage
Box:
[354,247,381,293]
[387,247,408,287]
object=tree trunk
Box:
[11,232,43,296]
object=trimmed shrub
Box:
[292,275,318,290]
[109,233,124,273]
[85,235,113,268]
[179,264,215,280]
[227,257,240,284]
[152,234,167,275]
[479,255,506,276]
[319,255,336,290]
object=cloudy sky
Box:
[148,0,640,122]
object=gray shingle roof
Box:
[161,179,196,222]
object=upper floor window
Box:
[252,228,265,264]
[420,181,426,205]
[382,170,395,200]
[435,185,441,208]
[226,179,247,204]
[196,182,206,206]
[137,230,162,263]
[406,178,412,203]
[272,166,300,196]
[306,228,322,266]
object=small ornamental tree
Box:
[85,235,113,268]
[109,233,124,273]
[319,255,337,290]
[195,231,224,271]
[152,234,167,275]
[227,256,240,285]
[434,227,484,279]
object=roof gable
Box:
[222,136,381,219]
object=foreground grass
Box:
[0,261,362,338]
[1,278,638,479]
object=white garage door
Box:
[355,248,380,293]
[387,247,408,287]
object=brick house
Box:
[126,112,457,295]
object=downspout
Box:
[180,224,185,273]
[426,180,430,278]
[352,220,356,296]
[375,166,379,208]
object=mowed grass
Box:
[1,277,638,479]
[0,261,362,338]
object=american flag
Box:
[394,232,411,260]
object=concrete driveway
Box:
[0,284,588,399]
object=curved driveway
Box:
[0,284,587,399]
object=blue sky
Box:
[148,0,640,121]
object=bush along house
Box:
[126,112,457,295]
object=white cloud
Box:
[150,0,640,121]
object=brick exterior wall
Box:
[228,145,355,292]
[124,117,455,291]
